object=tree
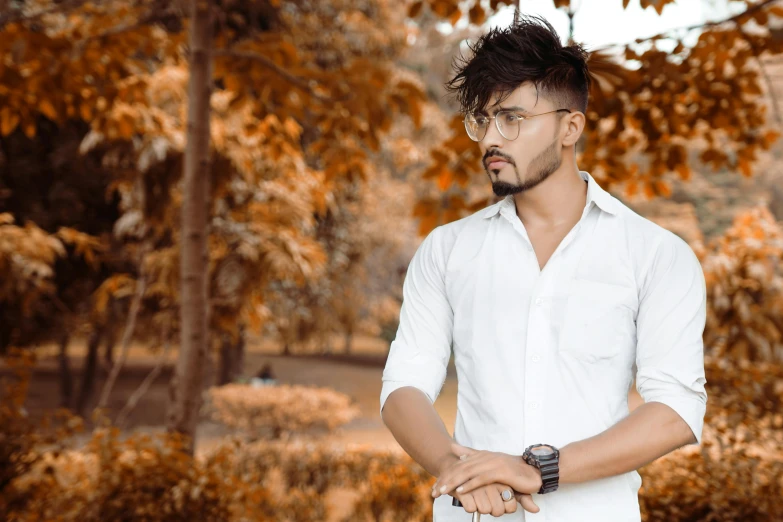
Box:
[0,0,428,446]
[408,0,783,234]
[167,0,214,449]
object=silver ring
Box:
[501,489,514,502]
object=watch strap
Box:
[523,444,560,495]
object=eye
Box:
[503,113,522,124]
[474,115,489,126]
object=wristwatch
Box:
[522,443,560,494]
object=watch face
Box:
[530,445,554,457]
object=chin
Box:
[491,182,523,197]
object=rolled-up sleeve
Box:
[380,226,453,417]
[635,234,708,445]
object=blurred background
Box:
[1,0,782,520]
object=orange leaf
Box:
[738,158,752,177]
[762,130,780,149]
[1,108,20,136]
[437,168,452,190]
[675,164,691,181]
[448,8,461,26]
[39,99,58,121]
[24,120,36,139]
[468,4,486,25]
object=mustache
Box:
[483,149,516,167]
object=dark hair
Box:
[445,15,590,115]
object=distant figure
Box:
[250,362,277,387]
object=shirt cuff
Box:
[379,380,439,418]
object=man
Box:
[379,15,707,522]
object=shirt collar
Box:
[482,171,618,219]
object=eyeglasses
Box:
[464,108,572,142]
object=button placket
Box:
[524,282,553,444]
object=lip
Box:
[487,161,508,170]
[485,157,509,169]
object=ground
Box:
[3,334,460,452]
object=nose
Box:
[482,118,504,150]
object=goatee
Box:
[489,139,561,196]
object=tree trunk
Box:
[103,323,118,373]
[216,325,246,385]
[76,326,104,415]
[344,330,353,354]
[167,0,213,453]
[58,332,72,409]
[216,334,233,386]
[235,322,245,377]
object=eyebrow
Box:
[478,105,532,116]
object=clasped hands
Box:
[432,442,543,516]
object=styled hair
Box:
[445,15,590,115]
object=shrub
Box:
[700,205,783,362]
[206,383,361,440]
[8,428,277,522]
[639,423,783,522]
[0,351,82,519]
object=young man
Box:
[379,16,707,522]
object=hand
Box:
[433,442,543,504]
[450,482,522,518]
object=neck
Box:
[511,158,587,227]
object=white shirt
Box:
[380,171,708,522]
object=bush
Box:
[206,383,361,440]
[638,355,783,522]
[205,438,435,522]
[700,205,783,362]
[7,428,278,522]
[0,351,82,519]
[639,424,783,522]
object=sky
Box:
[448,0,748,51]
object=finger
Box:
[474,487,492,515]
[458,492,477,515]
[435,461,482,496]
[442,460,504,496]
[499,486,517,514]
[515,493,540,513]
[453,474,494,496]
[487,485,506,518]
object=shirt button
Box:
[530,402,540,409]
[535,298,543,306]
[531,355,541,362]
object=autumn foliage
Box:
[410,0,783,234]
[3,0,783,520]
[701,205,783,362]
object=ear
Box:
[561,111,586,147]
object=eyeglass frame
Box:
[463,108,573,142]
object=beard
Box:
[487,138,562,197]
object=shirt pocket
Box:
[556,279,636,363]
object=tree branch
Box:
[211,48,344,103]
[96,250,148,410]
[115,317,172,429]
[736,22,783,127]
[596,0,780,50]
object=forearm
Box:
[558,401,696,484]
[381,386,458,477]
